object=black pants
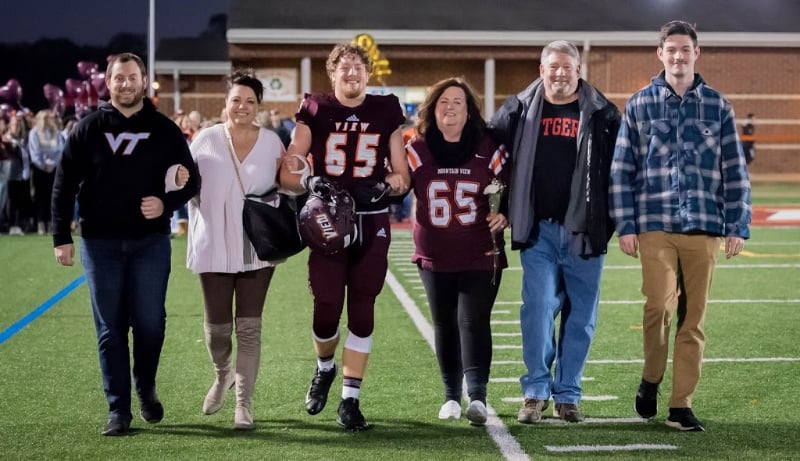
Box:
[5,179,34,230]
[33,168,55,225]
[418,268,501,403]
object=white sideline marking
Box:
[386,271,531,461]
[503,395,618,402]
[768,210,800,221]
[501,263,800,271]
[493,299,800,305]
[491,377,594,383]
[492,310,511,315]
[493,332,521,337]
[545,443,676,452]
[491,357,800,365]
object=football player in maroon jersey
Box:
[280,43,409,431]
[406,77,509,426]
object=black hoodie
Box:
[52,98,199,246]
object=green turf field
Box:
[1,218,798,460]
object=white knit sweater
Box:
[186,124,284,273]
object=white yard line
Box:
[491,377,595,383]
[499,263,800,271]
[491,357,800,365]
[493,299,800,305]
[545,443,677,452]
[386,271,531,461]
[502,395,618,402]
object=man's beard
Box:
[113,89,144,108]
[340,81,363,99]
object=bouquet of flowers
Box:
[483,178,507,285]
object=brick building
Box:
[154,0,800,174]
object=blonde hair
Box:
[33,110,61,138]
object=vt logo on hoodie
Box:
[104,132,151,155]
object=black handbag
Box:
[242,188,305,261]
[225,126,305,261]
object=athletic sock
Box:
[317,355,335,372]
[342,376,362,400]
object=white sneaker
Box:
[466,400,487,426]
[438,400,461,419]
[8,226,23,236]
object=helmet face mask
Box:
[298,180,358,255]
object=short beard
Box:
[113,90,144,109]
[342,88,363,99]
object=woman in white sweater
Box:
[186,71,285,430]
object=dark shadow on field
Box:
[140,417,499,453]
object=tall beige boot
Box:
[234,317,262,430]
[202,322,235,415]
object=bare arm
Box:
[386,127,410,195]
[279,123,312,194]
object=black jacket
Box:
[490,79,620,256]
[52,98,199,246]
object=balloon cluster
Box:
[0,79,23,119]
[43,60,109,119]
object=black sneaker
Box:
[336,397,370,431]
[140,395,164,424]
[666,407,705,432]
[635,379,659,419]
[305,365,337,415]
[101,416,131,436]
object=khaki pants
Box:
[638,231,720,408]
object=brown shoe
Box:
[554,403,585,422]
[517,398,549,424]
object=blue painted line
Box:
[0,275,86,346]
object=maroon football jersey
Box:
[407,133,510,272]
[296,93,405,210]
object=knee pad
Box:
[312,329,339,344]
[344,330,373,354]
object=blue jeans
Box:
[519,220,604,404]
[80,234,172,420]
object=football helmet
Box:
[298,178,358,255]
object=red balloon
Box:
[0,81,22,107]
[77,61,99,79]
[65,78,83,98]
[5,79,21,93]
[43,84,66,117]
[43,83,62,98]
[90,73,108,99]
[0,85,12,103]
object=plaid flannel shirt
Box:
[610,72,751,238]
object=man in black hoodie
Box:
[52,53,199,436]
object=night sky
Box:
[4,0,227,46]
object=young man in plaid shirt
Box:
[610,20,751,432]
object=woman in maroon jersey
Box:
[406,77,510,426]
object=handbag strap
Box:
[223,124,278,201]
[223,124,248,199]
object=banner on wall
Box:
[259,68,297,102]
